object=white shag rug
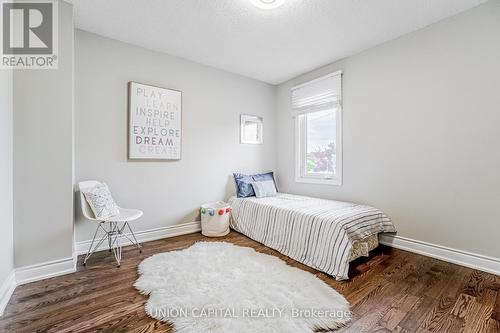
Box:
[135,242,351,333]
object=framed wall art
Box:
[240,114,263,145]
[128,82,182,160]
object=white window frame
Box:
[294,72,343,186]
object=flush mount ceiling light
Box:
[250,0,286,10]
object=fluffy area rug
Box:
[134,242,351,332]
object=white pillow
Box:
[82,183,120,219]
[251,180,278,198]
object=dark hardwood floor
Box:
[1,231,499,333]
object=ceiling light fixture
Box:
[250,0,286,10]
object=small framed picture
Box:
[240,115,263,145]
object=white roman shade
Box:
[291,71,342,117]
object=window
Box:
[292,71,342,185]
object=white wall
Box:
[0,68,14,289]
[75,31,276,242]
[276,0,500,259]
[13,1,74,267]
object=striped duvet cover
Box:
[229,193,396,280]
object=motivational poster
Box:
[128,82,182,160]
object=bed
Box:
[229,193,396,280]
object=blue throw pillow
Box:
[252,172,276,185]
[233,173,255,198]
[233,172,278,198]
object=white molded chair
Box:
[78,181,143,267]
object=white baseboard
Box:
[379,234,500,276]
[2,228,496,316]
[0,258,77,315]
[0,271,16,317]
[75,221,202,255]
[0,222,200,316]
[15,257,76,286]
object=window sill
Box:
[295,176,342,186]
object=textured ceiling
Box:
[68,0,487,84]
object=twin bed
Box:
[229,193,396,280]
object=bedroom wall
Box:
[13,0,74,267]
[275,0,500,259]
[0,68,14,300]
[74,30,276,242]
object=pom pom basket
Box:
[200,201,231,237]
